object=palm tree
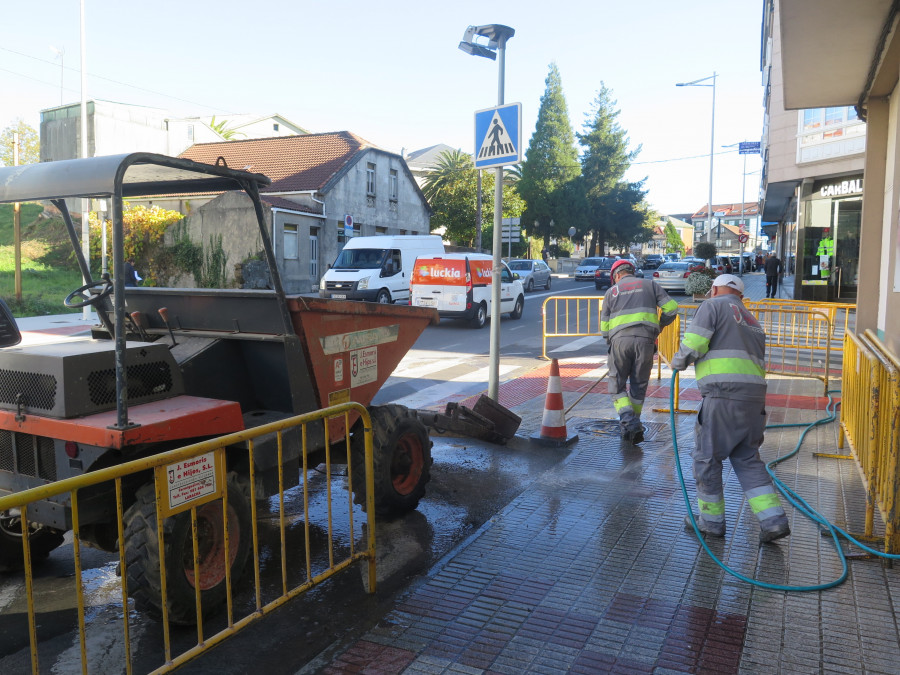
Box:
[421,149,473,200]
[209,116,246,141]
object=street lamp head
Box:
[458,24,515,60]
[458,39,496,60]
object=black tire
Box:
[0,514,65,573]
[124,472,251,625]
[509,295,524,320]
[526,278,534,292]
[470,303,487,329]
[351,405,433,518]
[375,289,392,304]
[545,276,552,290]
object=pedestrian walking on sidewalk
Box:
[763,252,782,298]
[670,274,791,544]
[600,259,678,444]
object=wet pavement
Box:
[15,273,900,674]
[298,274,900,675]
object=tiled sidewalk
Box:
[306,368,900,674]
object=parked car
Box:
[642,254,665,270]
[594,257,643,290]
[664,253,680,262]
[508,259,552,291]
[652,261,694,295]
[575,257,609,281]
[713,256,733,274]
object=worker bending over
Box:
[600,259,677,444]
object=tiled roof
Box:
[179,131,378,193]
[691,202,760,218]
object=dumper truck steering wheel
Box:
[65,273,114,308]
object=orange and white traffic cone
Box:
[531,358,578,447]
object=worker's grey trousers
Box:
[692,396,789,533]
[607,336,655,434]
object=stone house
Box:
[152,132,432,293]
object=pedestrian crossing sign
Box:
[474,103,522,169]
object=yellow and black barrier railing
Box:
[0,402,375,674]
[838,330,900,559]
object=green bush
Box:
[694,242,717,262]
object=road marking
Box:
[392,364,517,409]
[548,336,603,354]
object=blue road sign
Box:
[739,141,761,155]
[474,103,522,169]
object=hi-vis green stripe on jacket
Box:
[671,294,767,401]
[600,277,678,340]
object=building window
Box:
[725,239,732,248]
[187,124,194,142]
[375,226,387,235]
[716,239,722,248]
[366,162,376,196]
[273,122,280,132]
[284,224,299,259]
[389,169,398,201]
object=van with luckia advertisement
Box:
[410,253,525,328]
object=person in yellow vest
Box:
[817,234,835,279]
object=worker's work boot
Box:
[759,522,791,544]
[684,513,725,537]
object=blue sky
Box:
[1,0,765,215]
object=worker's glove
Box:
[670,354,687,372]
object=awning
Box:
[779,0,895,109]
[762,179,800,222]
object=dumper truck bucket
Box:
[286,296,438,442]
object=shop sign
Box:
[816,178,863,198]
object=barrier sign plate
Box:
[156,449,225,517]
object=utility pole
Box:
[13,133,21,302]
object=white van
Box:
[319,235,444,304]
[410,253,525,328]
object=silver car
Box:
[651,261,693,294]
[574,257,608,281]
[508,259,552,291]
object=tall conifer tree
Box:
[518,63,581,247]
[578,84,643,255]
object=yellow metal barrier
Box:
[746,298,855,353]
[0,402,375,674]
[838,330,900,558]
[655,303,833,414]
[541,296,604,360]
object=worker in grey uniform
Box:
[600,259,678,444]
[670,274,791,544]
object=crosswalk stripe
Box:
[391,364,518,409]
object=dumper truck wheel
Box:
[0,513,65,573]
[470,303,487,329]
[124,472,252,625]
[352,405,433,518]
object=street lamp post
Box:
[677,72,717,256]
[459,24,515,401]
